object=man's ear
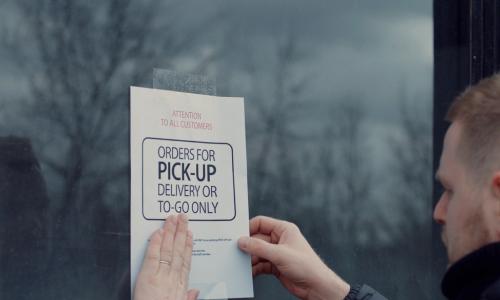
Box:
[491,172,500,240]
[493,172,500,201]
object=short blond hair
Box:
[446,73,500,180]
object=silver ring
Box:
[159,260,171,265]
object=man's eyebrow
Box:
[435,171,451,188]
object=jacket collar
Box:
[442,242,500,299]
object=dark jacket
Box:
[345,242,500,300]
[344,284,388,300]
[441,242,500,300]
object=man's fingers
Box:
[238,236,280,264]
[251,233,272,243]
[159,214,177,273]
[186,289,199,300]
[170,213,189,273]
[142,228,163,272]
[251,254,262,265]
[252,261,274,276]
[250,233,272,266]
[249,216,288,237]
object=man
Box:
[237,74,500,300]
[134,74,500,300]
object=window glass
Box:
[0,1,433,299]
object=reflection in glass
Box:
[0,0,433,299]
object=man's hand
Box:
[238,216,350,300]
[134,214,199,300]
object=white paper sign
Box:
[130,86,253,299]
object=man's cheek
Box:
[441,229,447,246]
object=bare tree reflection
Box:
[0,1,434,298]
[3,0,210,298]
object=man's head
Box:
[434,74,500,265]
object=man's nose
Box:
[433,194,447,225]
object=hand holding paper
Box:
[134,214,199,300]
[238,216,350,300]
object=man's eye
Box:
[437,183,445,194]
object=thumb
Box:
[238,236,279,263]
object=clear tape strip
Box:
[153,68,216,96]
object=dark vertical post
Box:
[483,0,496,76]
[482,0,500,77]
[470,1,484,83]
[433,0,469,297]
[497,3,500,70]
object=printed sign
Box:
[130,87,253,299]
[142,138,236,221]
